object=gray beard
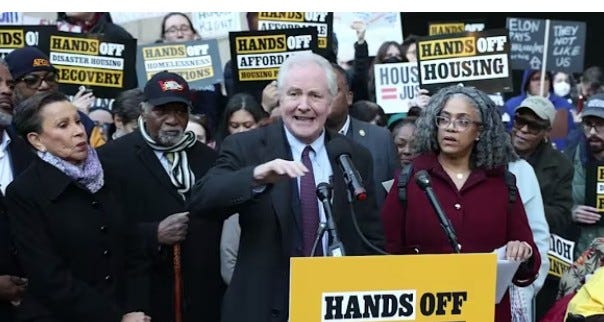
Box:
[157,130,184,146]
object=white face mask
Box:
[554,82,571,97]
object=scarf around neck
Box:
[37,145,104,193]
[138,116,197,199]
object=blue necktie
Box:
[300,146,322,256]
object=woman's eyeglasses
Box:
[164,25,192,35]
[435,115,482,132]
[18,72,58,89]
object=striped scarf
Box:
[138,116,197,199]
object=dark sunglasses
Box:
[513,115,549,134]
[19,72,58,89]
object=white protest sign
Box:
[333,12,403,63]
[373,62,419,114]
[192,12,242,39]
[548,234,575,278]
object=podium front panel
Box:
[290,253,496,322]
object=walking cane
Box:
[173,243,183,322]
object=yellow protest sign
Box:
[290,253,496,322]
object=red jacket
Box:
[381,152,540,322]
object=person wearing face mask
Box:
[553,72,573,99]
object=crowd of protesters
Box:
[0,11,603,322]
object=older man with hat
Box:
[565,94,604,255]
[98,71,224,322]
[4,46,96,138]
[510,95,575,319]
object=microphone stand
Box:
[310,222,327,257]
[416,171,461,254]
[423,185,461,253]
[317,183,345,257]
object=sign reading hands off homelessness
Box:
[290,254,496,322]
[137,39,223,89]
[257,12,333,60]
[49,31,136,100]
[229,28,318,95]
[417,29,512,94]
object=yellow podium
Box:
[290,253,496,322]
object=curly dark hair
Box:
[413,85,518,169]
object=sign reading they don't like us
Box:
[506,17,586,73]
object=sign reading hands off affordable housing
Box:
[417,29,512,94]
[137,39,223,89]
[290,253,496,322]
[229,27,318,95]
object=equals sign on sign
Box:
[381,87,397,100]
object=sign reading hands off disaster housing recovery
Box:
[373,62,420,114]
[137,39,222,90]
[417,29,512,94]
[229,27,318,95]
[257,12,333,60]
[49,31,136,103]
[506,17,586,73]
[0,25,55,59]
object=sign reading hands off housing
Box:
[417,29,512,94]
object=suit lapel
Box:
[264,121,297,255]
[348,118,368,145]
[133,132,183,202]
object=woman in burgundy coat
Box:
[381,85,541,322]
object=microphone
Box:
[415,170,461,253]
[316,182,345,256]
[327,138,367,201]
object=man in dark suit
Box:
[0,60,33,321]
[188,52,385,322]
[326,63,397,206]
[98,72,223,322]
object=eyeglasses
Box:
[435,115,482,132]
[513,115,549,135]
[164,25,192,34]
[582,119,604,134]
[18,72,58,89]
